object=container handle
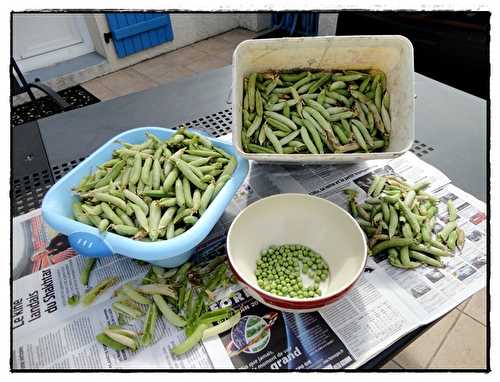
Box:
[69,232,113,258]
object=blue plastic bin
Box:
[41,127,249,267]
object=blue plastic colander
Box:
[41,127,249,267]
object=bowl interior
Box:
[227,194,367,300]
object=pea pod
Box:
[302,118,324,153]
[371,238,415,256]
[409,251,443,268]
[248,73,257,112]
[98,219,110,232]
[438,221,457,241]
[152,159,162,190]
[447,230,458,251]
[101,202,124,226]
[140,157,153,186]
[300,126,319,154]
[82,277,118,306]
[212,174,231,201]
[131,203,149,232]
[199,183,215,215]
[112,224,139,236]
[140,303,158,347]
[264,126,283,154]
[170,158,208,191]
[148,201,162,241]
[73,202,91,225]
[124,189,149,215]
[94,160,126,189]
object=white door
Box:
[13,14,95,73]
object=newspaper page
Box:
[12,151,487,369]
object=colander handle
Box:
[68,232,113,258]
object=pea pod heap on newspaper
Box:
[71,127,236,241]
[344,175,465,269]
[241,69,391,154]
[82,258,240,355]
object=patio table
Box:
[11,65,487,368]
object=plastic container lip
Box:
[41,126,249,263]
[231,35,415,164]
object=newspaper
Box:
[12,151,487,370]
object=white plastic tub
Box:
[232,35,415,164]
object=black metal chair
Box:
[10,58,70,111]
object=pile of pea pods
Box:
[345,175,465,269]
[241,69,391,154]
[71,127,236,241]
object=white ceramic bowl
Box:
[226,194,367,313]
